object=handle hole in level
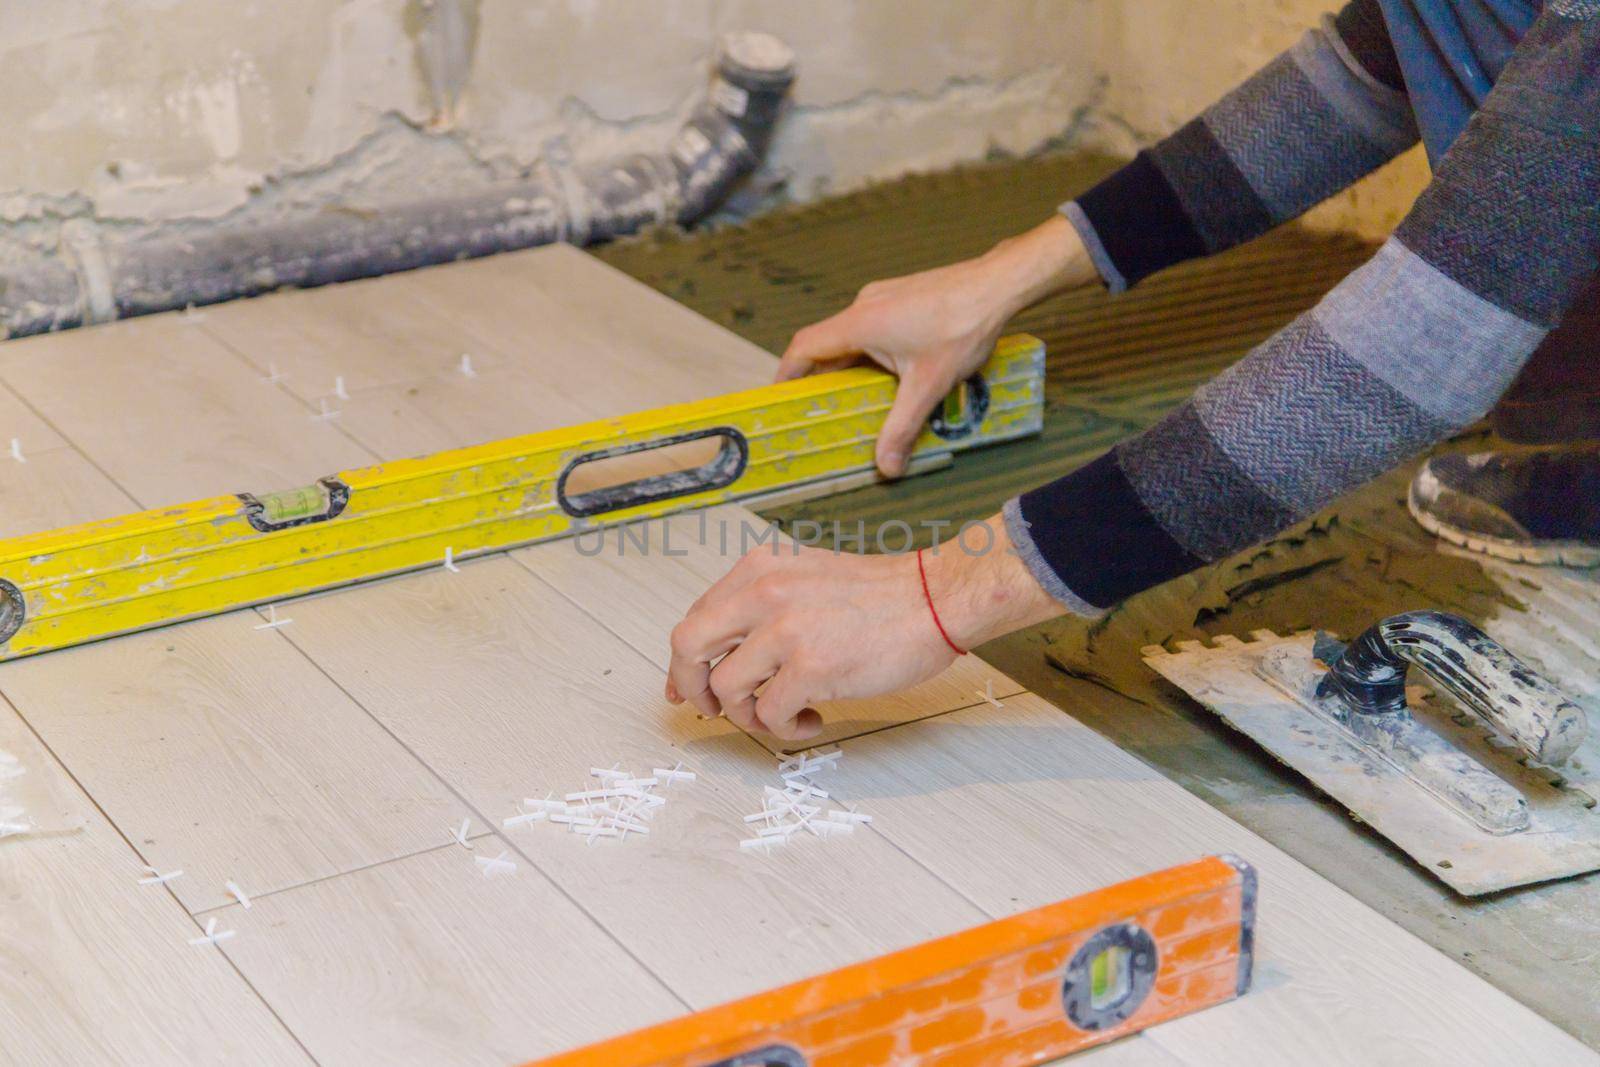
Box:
[558,428,748,519]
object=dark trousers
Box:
[1492,273,1600,445]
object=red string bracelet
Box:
[916,548,967,656]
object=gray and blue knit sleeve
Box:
[1063,0,1417,293]
[1008,5,1600,615]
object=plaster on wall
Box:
[0,0,1428,311]
[0,2,1100,224]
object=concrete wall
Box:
[1,0,1100,228]
[0,0,1424,267]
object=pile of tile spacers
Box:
[740,749,871,853]
[502,761,697,846]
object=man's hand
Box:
[664,516,1064,741]
[665,215,1095,737]
[778,215,1096,477]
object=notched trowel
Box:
[1145,610,1599,895]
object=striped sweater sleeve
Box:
[1007,4,1600,618]
[1065,0,1418,293]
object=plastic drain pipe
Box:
[17,32,795,335]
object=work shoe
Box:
[1408,448,1600,567]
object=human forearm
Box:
[974,215,1101,316]
[919,514,1067,651]
[1007,6,1600,617]
[663,515,1067,741]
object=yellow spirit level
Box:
[0,335,1043,660]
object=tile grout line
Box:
[773,692,1016,757]
[189,835,493,917]
[0,374,147,510]
[262,610,695,1015]
[3,443,90,460]
[0,688,325,1067]
[195,319,388,466]
[504,548,689,685]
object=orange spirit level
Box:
[528,855,1254,1067]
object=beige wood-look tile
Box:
[0,699,312,1066]
[272,553,994,1008]
[0,313,375,506]
[197,277,498,393]
[213,841,685,1066]
[0,378,68,452]
[197,245,776,461]
[0,609,473,913]
[0,444,138,536]
[391,244,775,403]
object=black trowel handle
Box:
[1320,610,1588,765]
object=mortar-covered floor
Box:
[596,153,1600,1048]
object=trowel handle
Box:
[1323,610,1588,765]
